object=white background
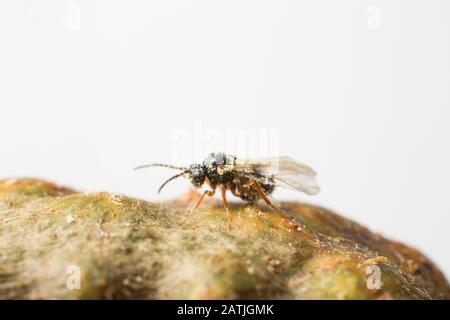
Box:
[1,1,449,279]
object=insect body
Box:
[135,152,320,229]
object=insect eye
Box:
[189,165,202,176]
[189,164,205,186]
[191,169,200,178]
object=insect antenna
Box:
[157,170,189,194]
[134,163,187,171]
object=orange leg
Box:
[229,183,239,197]
[181,188,215,225]
[220,185,232,230]
[250,180,281,212]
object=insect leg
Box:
[220,185,232,231]
[250,180,282,213]
[229,183,239,197]
[181,188,215,225]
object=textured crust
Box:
[0,178,448,299]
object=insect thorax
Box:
[203,152,237,184]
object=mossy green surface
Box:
[0,178,449,299]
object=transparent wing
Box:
[234,156,320,195]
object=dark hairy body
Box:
[135,150,322,230]
[135,152,279,229]
[184,152,278,229]
[202,152,275,203]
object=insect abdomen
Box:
[232,177,274,203]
